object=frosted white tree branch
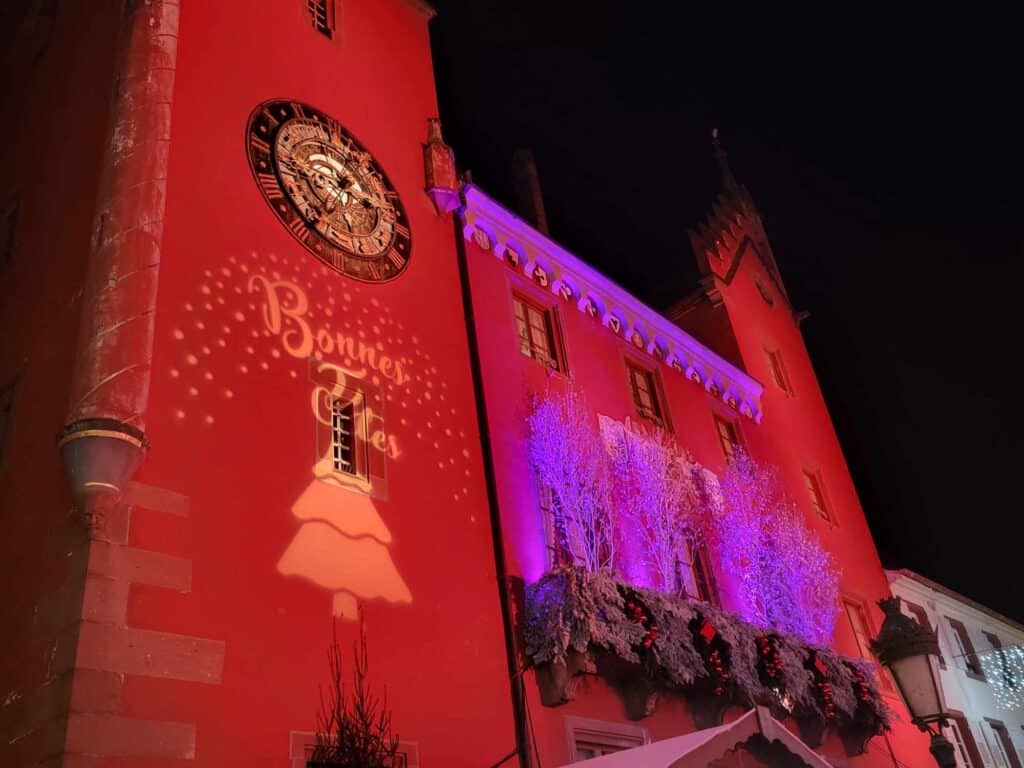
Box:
[526,387,615,572]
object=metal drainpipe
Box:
[453,198,534,768]
[59,0,179,520]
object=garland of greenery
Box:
[525,566,890,742]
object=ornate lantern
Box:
[870,597,956,767]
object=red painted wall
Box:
[462,215,932,764]
[678,230,935,763]
[0,3,516,765]
[107,1,514,764]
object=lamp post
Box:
[870,596,956,768]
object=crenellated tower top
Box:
[687,130,789,307]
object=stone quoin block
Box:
[64,713,195,759]
[88,540,192,592]
[75,623,224,684]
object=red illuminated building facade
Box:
[0,1,935,766]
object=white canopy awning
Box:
[560,706,836,768]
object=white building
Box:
[887,569,1024,768]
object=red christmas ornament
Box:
[700,618,717,644]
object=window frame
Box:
[623,357,669,430]
[986,718,1023,768]
[946,617,986,681]
[329,397,360,478]
[712,413,744,463]
[304,0,336,39]
[754,276,776,307]
[764,346,793,395]
[538,482,572,569]
[564,716,648,762]
[801,467,834,525]
[675,531,719,605]
[946,711,985,768]
[511,290,565,373]
[310,360,389,498]
[843,596,897,695]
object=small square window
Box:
[305,0,335,38]
[802,469,833,523]
[713,414,743,463]
[625,361,666,428]
[565,717,647,761]
[765,348,793,395]
[512,293,563,372]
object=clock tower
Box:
[0,1,516,765]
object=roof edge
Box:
[889,568,1024,635]
[459,184,765,422]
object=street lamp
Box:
[870,596,956,768]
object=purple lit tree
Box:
[710,449,839,644]
[526,388,615,572]
[605,418,704,593]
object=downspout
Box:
[453,194,534,768]
[59,0,179,522]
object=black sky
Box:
[430,2,1023,622]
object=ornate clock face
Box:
[246,99,411,282]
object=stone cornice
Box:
[459,185,764,422]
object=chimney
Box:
[510,148,549,235]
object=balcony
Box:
[524,567,891,757]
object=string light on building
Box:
[978,645,1024,710]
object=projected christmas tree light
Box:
[164,250,478,618]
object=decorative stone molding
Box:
[8,481,226,765]
[460,185,764,422]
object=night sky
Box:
[429,3,1023,622]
